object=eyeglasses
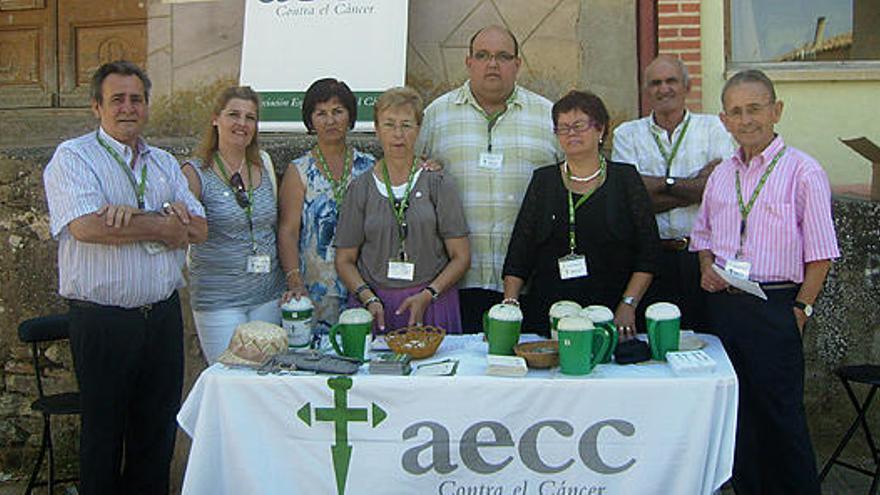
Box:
[723,101,774,121]
[471,50,517,64]
[554,119,600,136]
[229,172,250,208]
[379,121,418,134]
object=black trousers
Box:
[68,291,184,495]
[458,288,503,334]
[709,287,820,495]
[644,248,710,332]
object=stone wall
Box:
[2,135,879,487]
[147,0,642,129]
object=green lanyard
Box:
[380,158,418,261]
[215,152,257,253]
[650,115,691,178]
[314,145,352,207]
[477,90,514,152]
[96,131,148,209]
[734,146,786,257]
[566,156,607,253]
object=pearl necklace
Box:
[564,161,602,182]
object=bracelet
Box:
[501,297,519,306]
[423,286,439,300]
[364,296,382,308]
[285,268,301,279]
[354,283,371,297]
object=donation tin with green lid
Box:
[281,296,314,348]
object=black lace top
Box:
[503,161,661,331]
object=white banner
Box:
[179,335,737,495]
[240,0,409,131]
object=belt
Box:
[726,281,799,295]
[660,237,689,251]
[67,292,177,319]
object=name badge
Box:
[387,260,415,281]
[478,152,503,171]
[247,254,271,273]
[725,259,752,280]
[143,241,167,255]
[558,254,588,280]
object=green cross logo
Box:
[297,376,387,495]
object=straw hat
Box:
[217,320,287,367]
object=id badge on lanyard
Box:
[247,254,271,273]
[724,258,752,281]
[478,152,503,171]
[387,260,415,281]
[558,253,588,280]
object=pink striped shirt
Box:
[690,136,839,283]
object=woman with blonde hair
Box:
[181,86,284,364]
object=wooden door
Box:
[0,0,145,108]
[57,0,146,106]
[0,0,57,107]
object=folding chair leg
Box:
[849,384,880,463]
[47,415,55,495]
[25,415,50,495]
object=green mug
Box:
[484,304,523,355]
[645,302,681,361]
[557,316,611,375]
[549,300,581,340]
[581,305,618,363]
[330,308,373,361]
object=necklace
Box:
[564,161,603,182]
[218,151,246,175]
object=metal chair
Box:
[819,364,880,494]
[17,314,81,495]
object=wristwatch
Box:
[621,296,637,307]
[424,286,439,301]
[794,300,813,317]
[665,176,676,190]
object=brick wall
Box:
[657,0,703,111]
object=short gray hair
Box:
[643,55,690,89]
[722,69,777,107]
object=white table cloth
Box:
[178,334,738,495]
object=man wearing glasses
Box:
[43,60,207,494]
[416,25,562,332]
[612,55,735,331]
[691,69,839,495]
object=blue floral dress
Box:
[291,147,375,333]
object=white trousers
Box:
[192,299,281,365]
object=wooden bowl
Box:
[514,340,559,369]
[385,325,446,359]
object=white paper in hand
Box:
[712,264,767,300]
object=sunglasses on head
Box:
[229,172,250,208]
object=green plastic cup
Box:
[329,308,373,361]
[645,302,681,361]
[549,300,581,340]
[581,305,618,363]
[484,304,522,355]
[557,316,611,375]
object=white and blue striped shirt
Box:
[44,127,205,308]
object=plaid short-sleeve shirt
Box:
[416,82,562,291]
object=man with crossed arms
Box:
[613,55,734,330]
[44,60,206,494]
[691,69,839,494]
